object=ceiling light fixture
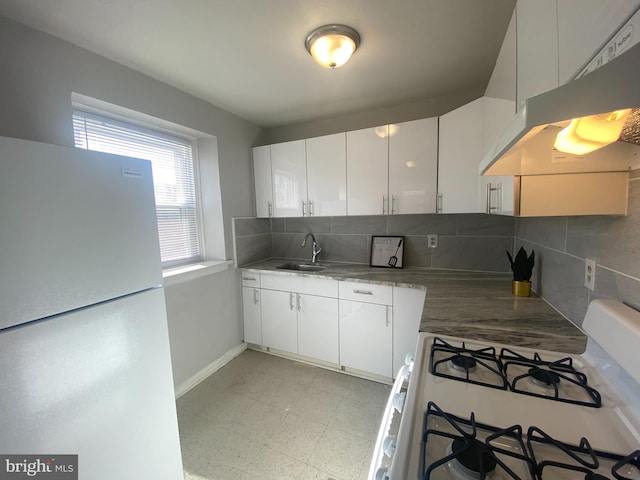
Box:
[305,24,361,69]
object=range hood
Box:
[480,40,640,176]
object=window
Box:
[73,110,202,267]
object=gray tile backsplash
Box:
[234,213,514,272]
[515,173,640,327]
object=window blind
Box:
[73,110,201,267]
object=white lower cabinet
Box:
[297,294,339,364]
[261,289,298,354]
[338,281,393,378]
[339,300,392,378]
[243,273,425,381]
[242,286,262,345]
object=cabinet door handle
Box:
[289,292,295,310]
[382,195,387,215]
[268,201,273,217]
[497,182,503,214]
[254,288,259,305]
[353,289,373,295]
[297,294,302,312]
[436,193,443,214]
[486,183,491,214]
[309,200,314,216]
[243,276,256,281]
[386,306,390,327]
[390,195,395,215]
[302,200,307,216]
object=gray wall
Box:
[260,90,484,145]
[0,15,262,390]
[516,171,640,326]
[235,214,515,273]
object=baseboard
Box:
[175,342,248,398]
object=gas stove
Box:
[369,299,640,480]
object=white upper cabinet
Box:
[485,9,516,102]
[253,145,273,218]
[438,97,485,214]
[557,0,640,83]
[481,97,516,215]
[388,118,438,214]
[306,133,347,216]
[516,0,559,109]
[271,139,307,217]
[346,126,389,215]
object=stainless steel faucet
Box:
[301,232,322,263]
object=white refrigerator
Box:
[0,136,184,479]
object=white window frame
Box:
[71,95,206,269]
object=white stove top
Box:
[388,300,640,480]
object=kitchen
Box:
[0,1,639,479]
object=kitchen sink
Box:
[276,262,328,272]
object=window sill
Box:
[163,260,232,287]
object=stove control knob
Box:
[392,391,406,413]
[383,435,397,457]
[375,466,389,480]
[404,353,414,366]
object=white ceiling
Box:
[0,0,515,128]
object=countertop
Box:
[240,259,587,354]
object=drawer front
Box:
[261,274,338,298]
[241,272,261,288]
[301,277,338,297]
[339,281,392,305]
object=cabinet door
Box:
[388,118,438,214]
[297,294,339,364]
[242,286,262,345]
[346,126,389,215]
[438,98,484,214]
[261,289,297,354]
[392,287,426,375]
[557,0,640,83]
[516,0,559,109]
[271,140,307,217]
[339,300,392,377]
[253,145,273,218]
[481,97,516,215]
[306,133,347,216]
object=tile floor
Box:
[177,349,390,480]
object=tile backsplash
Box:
[235,172,640,330]
[234,213,515,272]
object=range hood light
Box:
[553,109,632,155]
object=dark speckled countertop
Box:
[240,259,587,354]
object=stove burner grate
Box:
[430,337,508,390]
[420,402,536,480]
[500,348,602,408]
[527,426,640,480]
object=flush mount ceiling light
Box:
[305,24,360,69]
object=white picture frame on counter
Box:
[370,235,405,269]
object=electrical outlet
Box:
[427,234,438,248]
[584,258,596,291]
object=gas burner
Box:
[527,427,640,480]
[528,366,561,388]
[585,474,610,480]
[421,402,536,480]
[450,354,478,373]
[446,437,497,480]
[431,337,507,390]
[499,348,602,407]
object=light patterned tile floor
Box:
[177,349,390,480]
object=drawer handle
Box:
[353,289,373,295]
[243,276,256,281]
